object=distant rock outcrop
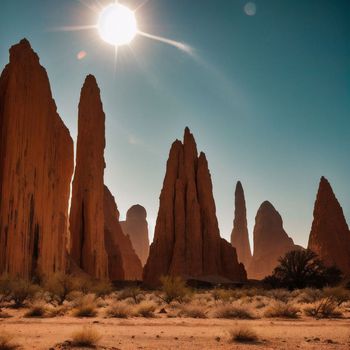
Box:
[248,201,297,280]
[69,75,108,279]
[308,177,350,276]
[230,181,252,268]
[120,205,150,266]
[0,39,74,278]
[143,128,247,287]
[104,187,143,280]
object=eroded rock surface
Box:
[308,177,350,276]
[248,201,297,280]
[0,39,74,278]
[230,181,252,268]
[120,205,150,266]
[143,128,246,287]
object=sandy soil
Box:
[1,312,349,350]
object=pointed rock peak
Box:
[183,127,197,155]
[82,74,100,92]
[318,176,333,193]
[236,181,244,193]
[9,38,39,63]
[259,200,275,211]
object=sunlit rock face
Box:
[308,177,350,276]
[104,187,143,280]
[230,181,252,269]
[120,205,150,266]
[143,128,247,287]
[248,201,297,280]
[0,39,74,278]
[69,75,108,279]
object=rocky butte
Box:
[0,39,74,279]
[248,201,297,280]
[308,176,350,276]
[120,205,150,266]
[230,181,252,269]
[143,128,246,287]
[69,75,108,280]
[104,187,143,280]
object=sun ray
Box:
[137,31,194,55]
[75,0,104,13]
[50,24,97,32]
[134,0,151,12]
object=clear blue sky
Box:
[1,0,349,249]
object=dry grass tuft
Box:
[228,326,258,343]
[72,294,97,318]
[0,334,20,350]
[134,301,157,318]
[178,304,207,318]
[264,302,299,319]
[71,326,101,347]
[106,301,133,318]
[214,304,255,319]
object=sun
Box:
[98,3,138,46]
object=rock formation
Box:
[143,128,247,287]
[308,177,350,276]
[0,39,74,279]
[69,75,108,279]
[248,201,297,280]
[230,181,252,268]
[120,205,150,266]
[104,186,143,280]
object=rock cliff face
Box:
[308,177,350,276]
[69,75,108,279]
[143,128,247,287]
[104,187,143,280]
[230,181,252,268]
[120,205,150,266]
[248,201,296,280]
[0,39,74,278]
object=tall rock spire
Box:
[308,177,350,276]
[69,75,108,279]
[248,201,297,279]
[143,128,246,287]
[0,39,74,278]
[230,181,252,268]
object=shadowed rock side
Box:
[69,75,108,279]
[143,128,247,287]
[120,205,150,266]
[0,39,74,279]
[104,186,143,280]
[248,201,297,280]
[308,177,350,276]
[230,181,252,268]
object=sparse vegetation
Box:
[72,294,98,317]
[43,273,78,304]
[213,304,255,319]
[106,301,133,318]
[0,334,20,350]
[179,304,207,318]
[228,326,258,343]
[117,287,143,304]
[264,250,342,290]
[159,276,191,304]
[24,303,48,318]
[71,327,101,347]
[264,301,300,318]
[134,301,157,317]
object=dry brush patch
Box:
[71,326,102,347]
[264,301,300,318]
[228,326,259,343]
[0,334,20,350]
[213,303,256,319]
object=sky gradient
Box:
[1,0,349,249]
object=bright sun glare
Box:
[98,4,138,46]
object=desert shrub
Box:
[264,302,299,318]
[264,250,342,290]
[159,276,191,304]
[0,334,20,350]
[72,294,97,317]
[24,302,49,318]
[212,289,232,303]
[228,326,258,343]
[90,280,113,297]
[117,287,143,304]
[295,288,322,303]
[43,273,78,304]
[266,289,290,303]
[7,278,40,308]
[134,301,157,317]
[213,304,255,319]
[323,287,350,306]
[106,301,133,318]
[71,326,101,347]
[178,304,207,318]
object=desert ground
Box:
[1,279,350,350]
